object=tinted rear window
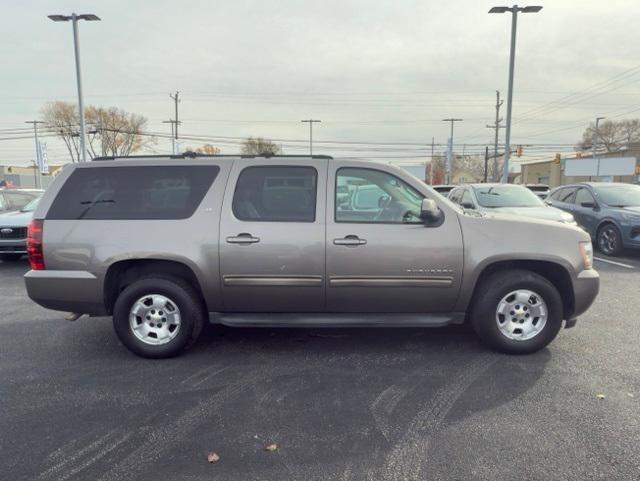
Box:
[47,165,219,220]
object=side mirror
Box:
[461,201,475,209]
[581,201,596,209]
[420,198,443,225]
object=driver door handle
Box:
[333,235,367,246]
[226,233,261,244]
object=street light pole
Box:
[301,119,321,156]
[48,13,101,162]
[489,5,542,183]
[442,118,463,184]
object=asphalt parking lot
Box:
[1,255,639,481]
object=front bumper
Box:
[621,224,640,249]
[0,239,26,254]
[571,269,600,319]
[24,270,107,315]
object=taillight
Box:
[27,219,45,270]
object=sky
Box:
[2,0,640,167]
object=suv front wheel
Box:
[470,269,563,354]
[113,276,205,358]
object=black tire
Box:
[0,254,24,262]
[470,269,563,354]
[113,276,205,358]
[597,223,623,256]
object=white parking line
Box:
[594,257,635,269]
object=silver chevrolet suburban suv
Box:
[24,154,599,358]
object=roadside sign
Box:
[37,141,49,174]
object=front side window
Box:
[335,168,424,223]
[47,165,219,220]
[574,188,596,206]
[473,185,544,208]
[232,166,317,222]
[460,189,474,207]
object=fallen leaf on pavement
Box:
[265,443,278,452]
[207,452,220,463]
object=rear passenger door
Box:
[548,187,577,214]
[219,158,328,312]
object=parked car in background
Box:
[24,155,598,358]
[0,188,42,214]
[447,183,577,225]
[0,196,41,261]
[432,184,456,196]
[526,184,550,200]
[547,182,640,256]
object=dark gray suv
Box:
[547,182,640,256]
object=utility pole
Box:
[484,146,489,182]
[442,118,463,184]
[25,120,45,188]
[427,136,434,184]
[301,119,321,155]
[162,119,178,155]
[486,90,504,181]
[593,116,605,177]
[170,91,180,151]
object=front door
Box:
[326,165,463,313]
[219,158,327,312]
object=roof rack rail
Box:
[92,153,334,161]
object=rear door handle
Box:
[333,235,367,246]
[226,233,260,244]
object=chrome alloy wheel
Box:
[495,289,548,341]
[129,294,181,346]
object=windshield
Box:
[21,197,41,212]
[594,184,640,207]
[473,185,544,208]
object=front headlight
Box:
[579,241,593,270]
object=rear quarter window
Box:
[46,165,219,220]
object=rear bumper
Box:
[24,270,107,315]
[571,269,600,319]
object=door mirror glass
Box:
[460,201,474,209]
[580,201,595,209]
[420,198,443,224]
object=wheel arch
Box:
[464,259,575,321]
[104,258,207,315]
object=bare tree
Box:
[85,106,153,157]
[42,101,152,161]
[41,101,81,162]
[577,119,640,153]
[195,144,221,155]
[240,137,281,155]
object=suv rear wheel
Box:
[470,269,563,354]
[113,276,205,358]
